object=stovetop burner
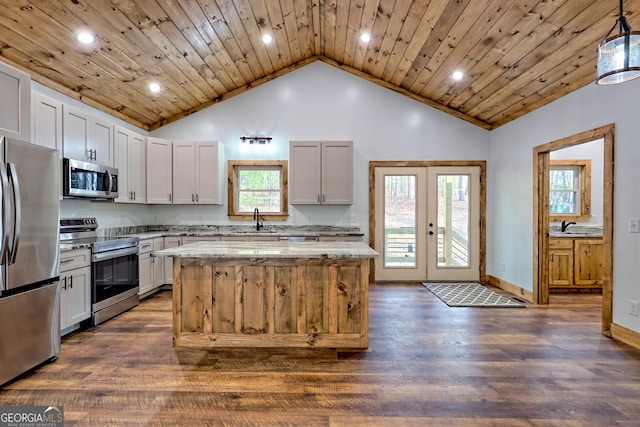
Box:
[60,217,138,253]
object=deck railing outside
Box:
[384,227,469,267]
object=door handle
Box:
[429,231,434,235]
[0,162,10,264]
[7,163,21,265]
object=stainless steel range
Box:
[60,218,139,325]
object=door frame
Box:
[369,160,487,283]
[533,124,614,334]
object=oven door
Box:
[92,247,139,310]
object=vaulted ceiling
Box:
[0,1,636,131]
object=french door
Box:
[374,166,480,282]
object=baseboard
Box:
[485,275,533,303]
[610,322,640,350]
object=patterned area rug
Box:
[423,282,525,308]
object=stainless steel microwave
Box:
[63,158,118,199]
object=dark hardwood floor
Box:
[1,284,639,426]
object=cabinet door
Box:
[91,118,114,166]
[114,126,131,203]
[138,252,153,295]
[181,236,221,245]
[195,141,222,204]
[172,141,197,204]
[147,137,173,204]
[574,239,603,286]
[66,266,91,325]
[289,141,322,204]
[60,266,91,330]
[322,141,353,204]
[163,237,181,284]
[129,133,146,203]
[32,92,63,151]
[318,236,362,242]
[0,61,30,141]
[152,238,164,289]
[549,240,573,287]
[63,105,90,161]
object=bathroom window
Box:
[228,160,288,221]
[550,160,591,222]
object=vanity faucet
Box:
[254,208,264,231]
[561,220,576,232]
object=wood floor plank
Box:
[1,285,639,426]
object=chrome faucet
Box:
[561,220,576,232]
[254,208,263,231]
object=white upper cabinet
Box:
[289,141,353,204]
[62,104,114,166]
[146,137,173,204]
[91,117,114,166]
[0,61,31,141]
[172,141,224,205]
[32,92,63,150]
[114,126,146,203]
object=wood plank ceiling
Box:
[0,0,637,131]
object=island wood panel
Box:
[173,257,369,349]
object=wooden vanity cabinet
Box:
[549,237,603,291]
[549,239,573,287]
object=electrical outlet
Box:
[629,300,639,317]
[501,263,506,273]
[629,218,640,233]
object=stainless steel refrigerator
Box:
[0,136,60,386]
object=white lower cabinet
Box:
[220,236,279,242]
[318,236,362,242]
[139,238,165,298]
[181,236,221,245]
[163,237,182,285]
[59,248,91,333]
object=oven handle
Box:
[92,246,139,262]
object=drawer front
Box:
[138,239,154,254]
[60,248,91,272]
[549,239,573,249]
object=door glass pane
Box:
[437,174,470,268]
[384,175,416,268]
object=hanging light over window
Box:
[596,0,640,85]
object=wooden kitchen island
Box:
[152,241,378,349]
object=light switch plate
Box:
[629,218,640,233]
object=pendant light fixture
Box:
[596,0,640,85]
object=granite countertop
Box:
[123,225,363,240]
[59,242,93,252]
[548,225,603,238]
[152,241,379,259]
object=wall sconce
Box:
[240,136,272,144]
[596,0,640,85]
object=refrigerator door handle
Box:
[0,162,10,264]
[8,163,21,265]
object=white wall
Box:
[489,76,640,333]
[150,61,491,239]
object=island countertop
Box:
[152,241,379,259]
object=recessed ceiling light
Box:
[262,34,273,44]
[76,31,96,45]
[452,70,464,81]
[360,33,371,43]
[148,82,161,93]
